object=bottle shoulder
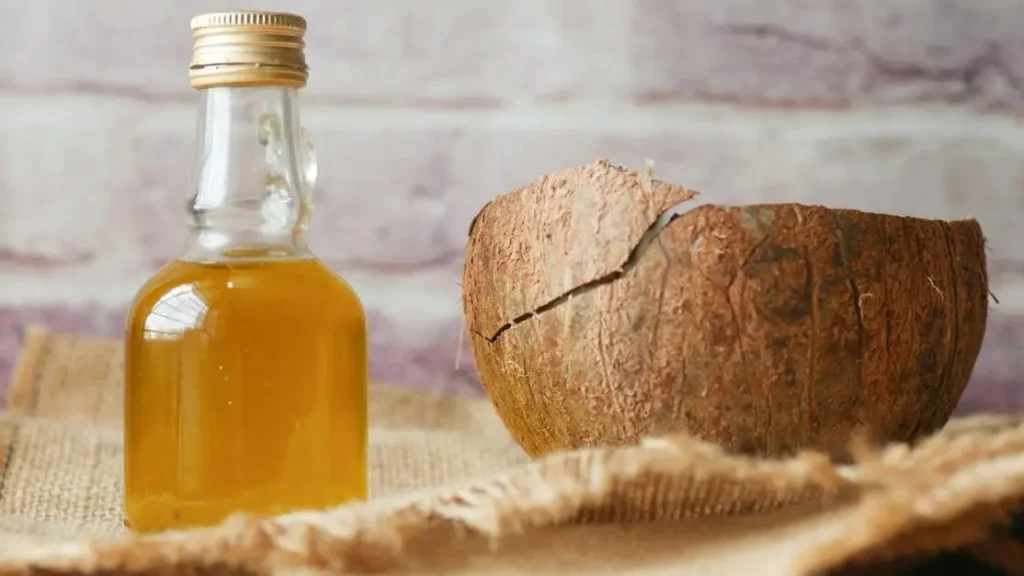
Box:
[127,258,365,328]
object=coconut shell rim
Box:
[468,199,982,240]
[666,202,981,227]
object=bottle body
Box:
[124,61,368,530]
[124,256,367,531]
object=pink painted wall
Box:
[1,1,1023,411]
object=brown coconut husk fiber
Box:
[463,159,988,459]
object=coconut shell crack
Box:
[480,199,695,343]
[462,158,698,342]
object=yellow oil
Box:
[123,256,367,532]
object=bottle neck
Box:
[183,86,317,262]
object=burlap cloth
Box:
[0,328,1022,574]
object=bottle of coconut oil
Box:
[123,11,368,532]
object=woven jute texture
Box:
[1,328,1024,575]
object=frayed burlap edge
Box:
[0,432,846,574]
[2,416,1024,575]
[797,415,1024,574]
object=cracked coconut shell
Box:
[462,159,989,458]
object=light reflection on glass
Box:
[143,284,209,340]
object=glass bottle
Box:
[123,11,368,532]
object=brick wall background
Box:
[1,0,1023,412]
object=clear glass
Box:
[123,86,368,532]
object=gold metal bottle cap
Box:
[189,11,308,90]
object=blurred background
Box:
[0,0,1022,412]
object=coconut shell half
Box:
[463,159,989,458]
